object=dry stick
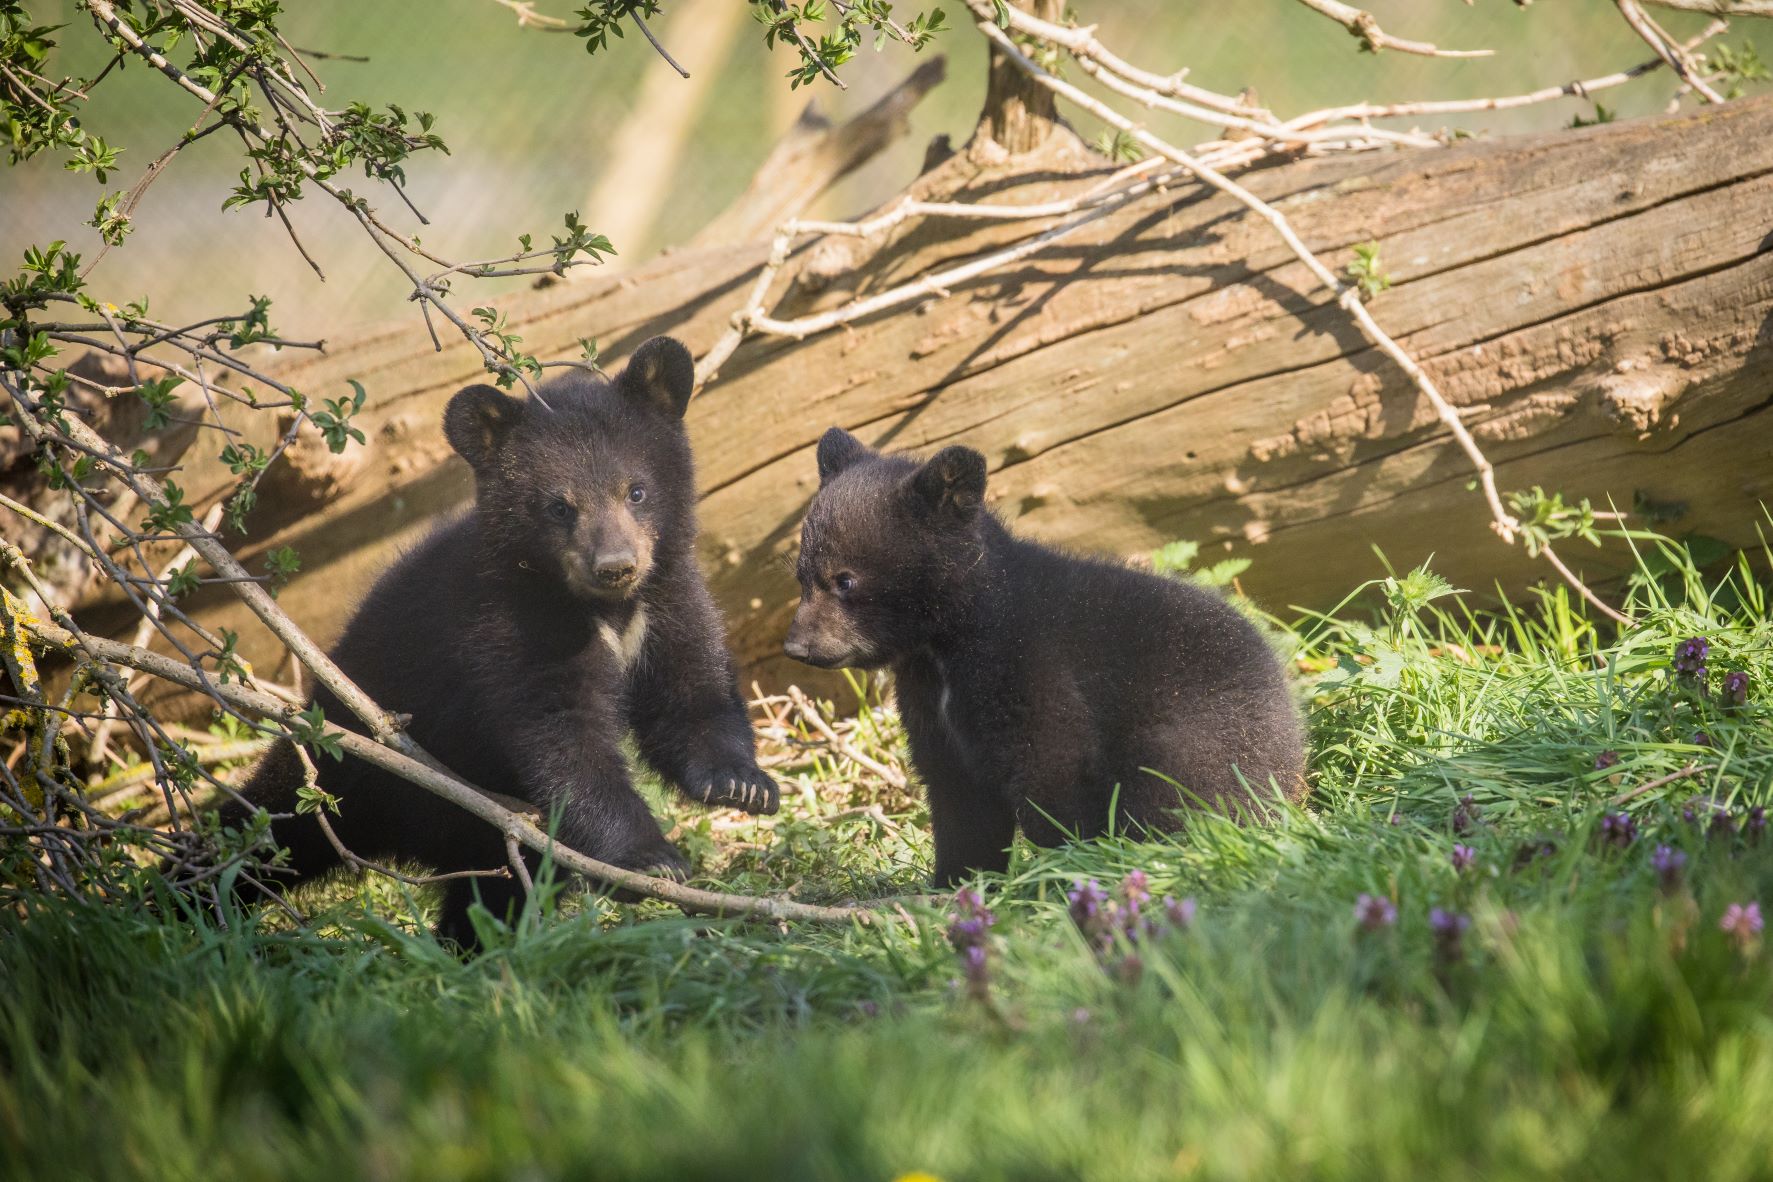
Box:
[968,6,1635,628]
[86,739,268,809]
[786,685,908,791]
[91,502,226,763]
[1291,0,1492,58]
[693,156,1198,387]
[1613,762,1709,805]
[1074,51,1438,149]
[631,10,691,78]
[1642,0,1773,13]
[295,744,514,887]
[975,6,1438,148]
[490,0,571,30]
[23,617,888,924]
[1285,21,1728,127]
[1616,0,1727,103]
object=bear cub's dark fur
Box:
[785,428,1305,885]
[222,337,776,947]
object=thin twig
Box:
[787,686,908,791]
[1615,0,1727,103]
[1613,762,1709,805]
[631,10,690,77]
[1292,0,1493,57]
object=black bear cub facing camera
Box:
[786,428,1306,886]
[221,337,777,949]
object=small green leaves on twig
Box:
[574,1,660,54]
[1507,487,1604,558]
[264,546,302,596]
[141,481,195,535]
[753,0,947,90]
[1711,39,1770,98]
[135,376,184,431]
[1092,128,1145,163]
[310,381,368,453]
[552,210,615,271]
[1346,241,1391,299]
[470,306,543,388]
[288,705,345,761]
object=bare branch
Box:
[631,10,691,78]
[1292,0,1493,58]
[1615,0,1727,103]
[22,616,893,924]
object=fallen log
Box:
[118,94,1773,701]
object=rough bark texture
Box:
[973,0,1065,157]
[103,96,1773,703]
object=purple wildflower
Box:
[1651,844,1687,894]
[1430,907,1471,963]
[1121,869,1151,907]
[1692,730,1714,748]
[1388,813,1405,827]
[1722,670,1749,708]
[1746,806,1766,844]
[1163,896,1198,930]
[857,1000,880,1018]
[1597,812,1639,850]
[1067,879,1112,944]
[1594,750,1621,772]
[948,915,989,952]
[1673,636,1710,677]
[1708,807,1737,840]
[960,944,990,1000]
[948,889,997,1002]
[1354,893,1398,932]
[1451,844,1477,873]
[1720,901,1764,952]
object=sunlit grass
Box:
[2,531,1770,1180]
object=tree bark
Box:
[98,96,1773,705]
[973,0,1066,156]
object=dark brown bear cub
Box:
[785,428,1305,886]
[222,337,776,948]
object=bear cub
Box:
[222,337,776,947]
[785,428,1305,885]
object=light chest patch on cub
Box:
[599,606,650,672]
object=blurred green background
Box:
[2,1,1726,340]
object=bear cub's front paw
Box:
[600,837,691,903]
[686,764,780,816]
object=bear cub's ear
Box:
[617,336,695,419]
[909,446,988,517]
[444,384,524,470]
[816,427,871,485]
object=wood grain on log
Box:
[126,97,1773,702]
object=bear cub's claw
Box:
[604,839,691,903]
[688,765,780,816]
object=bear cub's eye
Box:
[545,499,573,523]
[833,572,857,594]
[628,484,647,504]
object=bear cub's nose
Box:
[594,553,638,586]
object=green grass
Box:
[3,532,1772,1181]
